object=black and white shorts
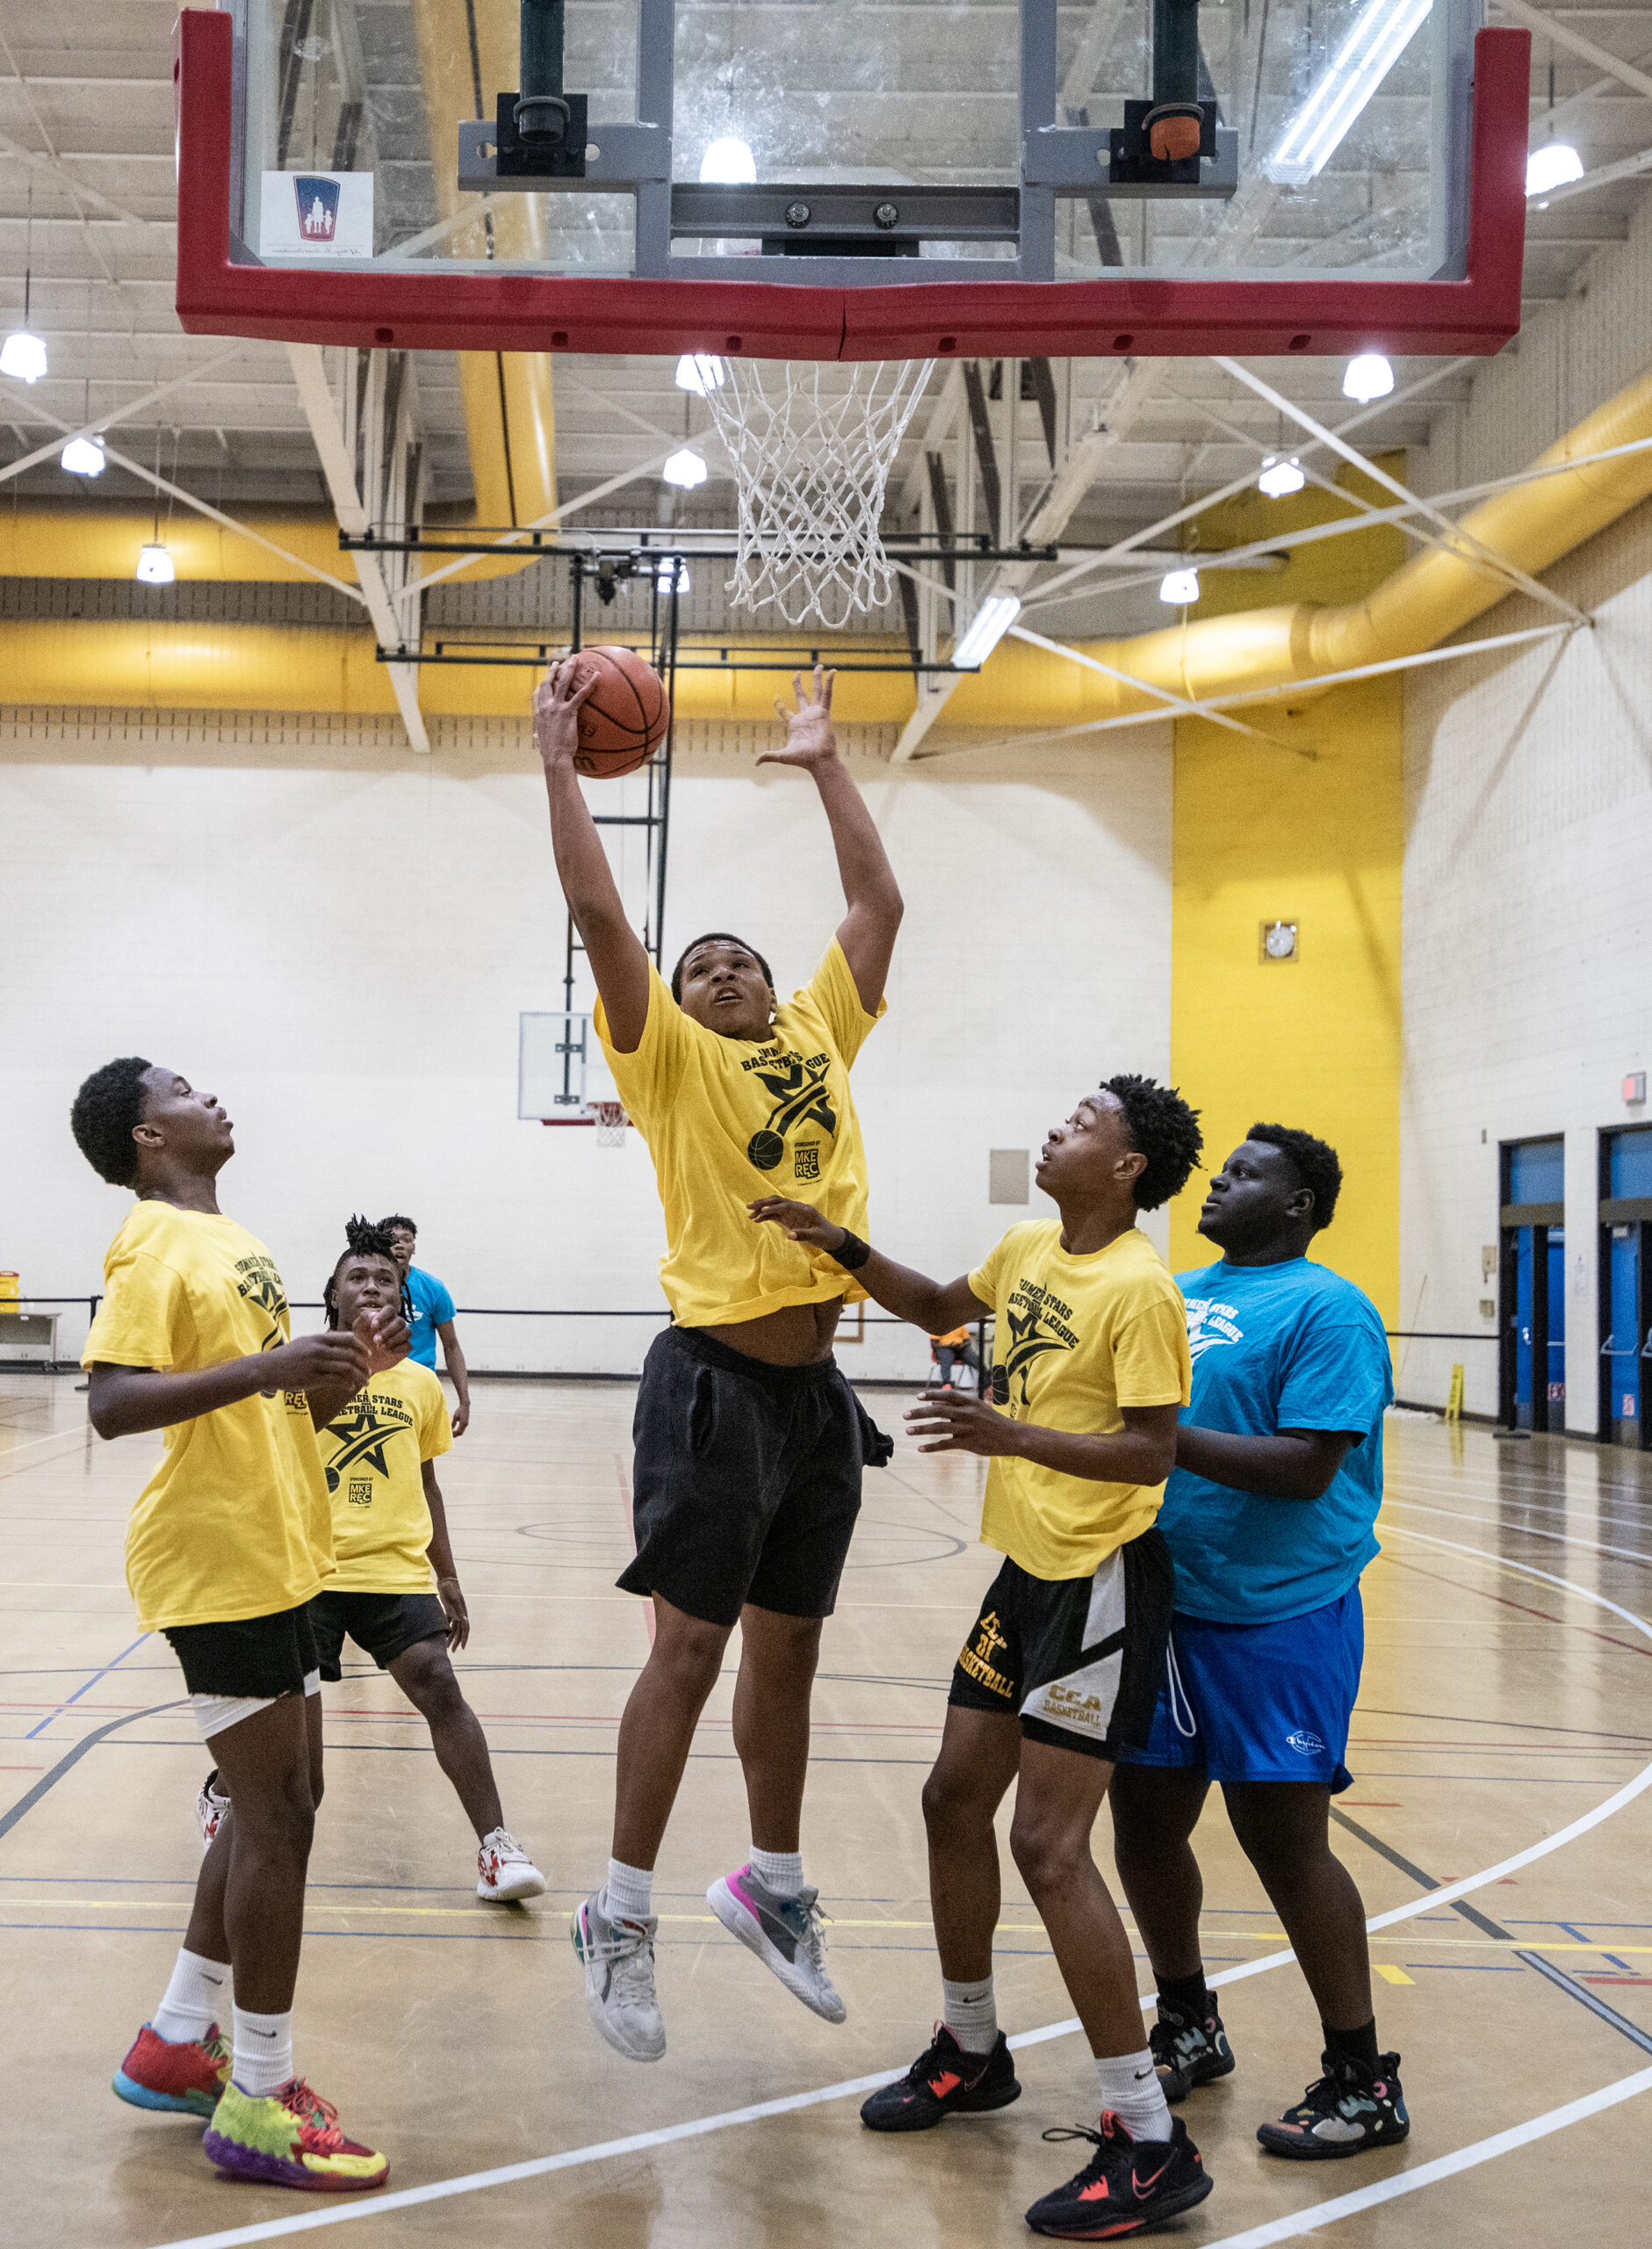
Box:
[619,1323,892,1629]
[948,1529,1175,1762]
[162,1602,321,1742]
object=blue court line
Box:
[24,1632,150,1739]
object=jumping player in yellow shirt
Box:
[73,1057,395,2194]
[753,1077,1214,2241]
[198,1219,545,1904]
[533,659,901,2063]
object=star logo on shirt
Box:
[1185,1297,1244,1363]
[754,1052,837,1143]
[322,1399,405,1493]
[1002,1303,1072,1407]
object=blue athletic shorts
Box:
[1113,1587,1364,1791]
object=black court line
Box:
[0,1698,188,1842]
[1331,1806,1652,2057]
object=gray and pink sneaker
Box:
[707,1864,846,2022]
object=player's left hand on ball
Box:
[532,658,598,768]
[356,1307,410,1374]
[748,1194,840,1251]
[758,664,837,770]
[905,1389,1019,1457]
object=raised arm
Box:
[88,1327,372,1441]
[533,660,651,1052]
[749,1195,985,1334]
[758,669,904,1013]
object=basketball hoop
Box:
[592,1099,629,1147]
[700,359,934,630]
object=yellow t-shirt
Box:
[319,1360,453,1593]
[81,1201,335,1632]
[595,937,885,1327]
[968,1221,1192,1581]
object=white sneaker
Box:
[196,1769,230,1854]
[477,1828,547,1903]
[708,1865,847,2023]
[571,1891,666,2062]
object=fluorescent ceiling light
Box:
[953,593,1021,669]
[662,447,708,488]
[0,329,47,383]
[675,353,725,394]
[700,136,756,184]
[1257,455,1305,498]
[1158,568,1201,605]
[61,434,105,476]
[136,543,175,585]
[1526,142,1583,199]
[1342,351,1394,402]
[1266,0,1431,186]
[654,558,691,594]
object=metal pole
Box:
[517,0,568,139]
[1152,0,1201,103]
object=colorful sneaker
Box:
[1026,2114,1213,2239]
[1150,2001,1235,2103]
[571,1890,666,2062]
[860,2024,1021,2131]
[202,2078,389,2192]
[707,1865,847,2023]
[112,2021,231,2117]
[1257,2050,1410,2159]
[197,1768,230,1852]
[477,1828,547,1903]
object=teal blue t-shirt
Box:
[406,1265,456,1370]
[1158,1257,1393,1623]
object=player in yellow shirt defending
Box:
[534,659,901,2064]
[198,1219,546,1903]
[753,1077,1214,2241]
[73,1057,395,2194]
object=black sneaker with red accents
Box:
[1150,2004,1235,2103]
[1025,2113,1213,2239]
[1256,2050,1409,2160]
[860,2024,1021,2132]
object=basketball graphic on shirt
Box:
[747,1130,785,1172]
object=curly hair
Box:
[378,1213,416,1239]
[70,1056,154,1187]
[1101,1074,1204,1211]
[670,931,775,1003]
[1246,1122,1343,1231]
[325,1216,414,1330]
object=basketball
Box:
[567,645,670,777]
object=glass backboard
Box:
[177,1,1529,359]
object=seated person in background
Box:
[929,1324,983,1392]
[203,1219,544,1906]
[380,1214,471,1436]
[1109,1124,1406,2163]
[752,1075,1214,2244]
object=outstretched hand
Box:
[758,664,837,772]
[905,1388,1021,1457]
[357,1307,410,1377]
[532,657,599,770]
[749,1195,846,1255]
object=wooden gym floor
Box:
[2,1370,1649,2249]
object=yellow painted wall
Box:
[1166,462,1405,1321]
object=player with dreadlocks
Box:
[198,1219,544,1906]
[752,1074,1220,2242]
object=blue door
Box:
[1514,1229,1535,1428]
[1605,1224,1641,1443]
[1547,1227,1565,1421]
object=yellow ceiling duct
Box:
[410,0,557,567]
[0,506,360,584]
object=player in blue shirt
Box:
[1110,1124,1409,2163]
[381,1216,471,1436]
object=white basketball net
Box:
[701,359,935,631]
[592,1098,629,1148]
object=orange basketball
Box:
[569,645,670,777]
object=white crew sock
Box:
[1095,2050,1174,2144]
[232,2004,294,2099]
[602,1856,654,1925]
[941,1975,999,2057]
[749,1846,804,1898]
[151,1946,231,2044]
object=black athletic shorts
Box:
[620,1323,892,1629]
[163,1602,319,1700]
[309,1589,450,1681]
[949,1528,1175,1763]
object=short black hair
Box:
[71,1056,154,1187]
[1100,1074,1204,1211]
[325,1216,413,1331]
[670,931,775,1003]
[1246,1122,1343,1231]
[379,1213,416,1238]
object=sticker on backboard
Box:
[259,171,373,258]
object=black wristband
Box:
[832,1227,873,1271]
